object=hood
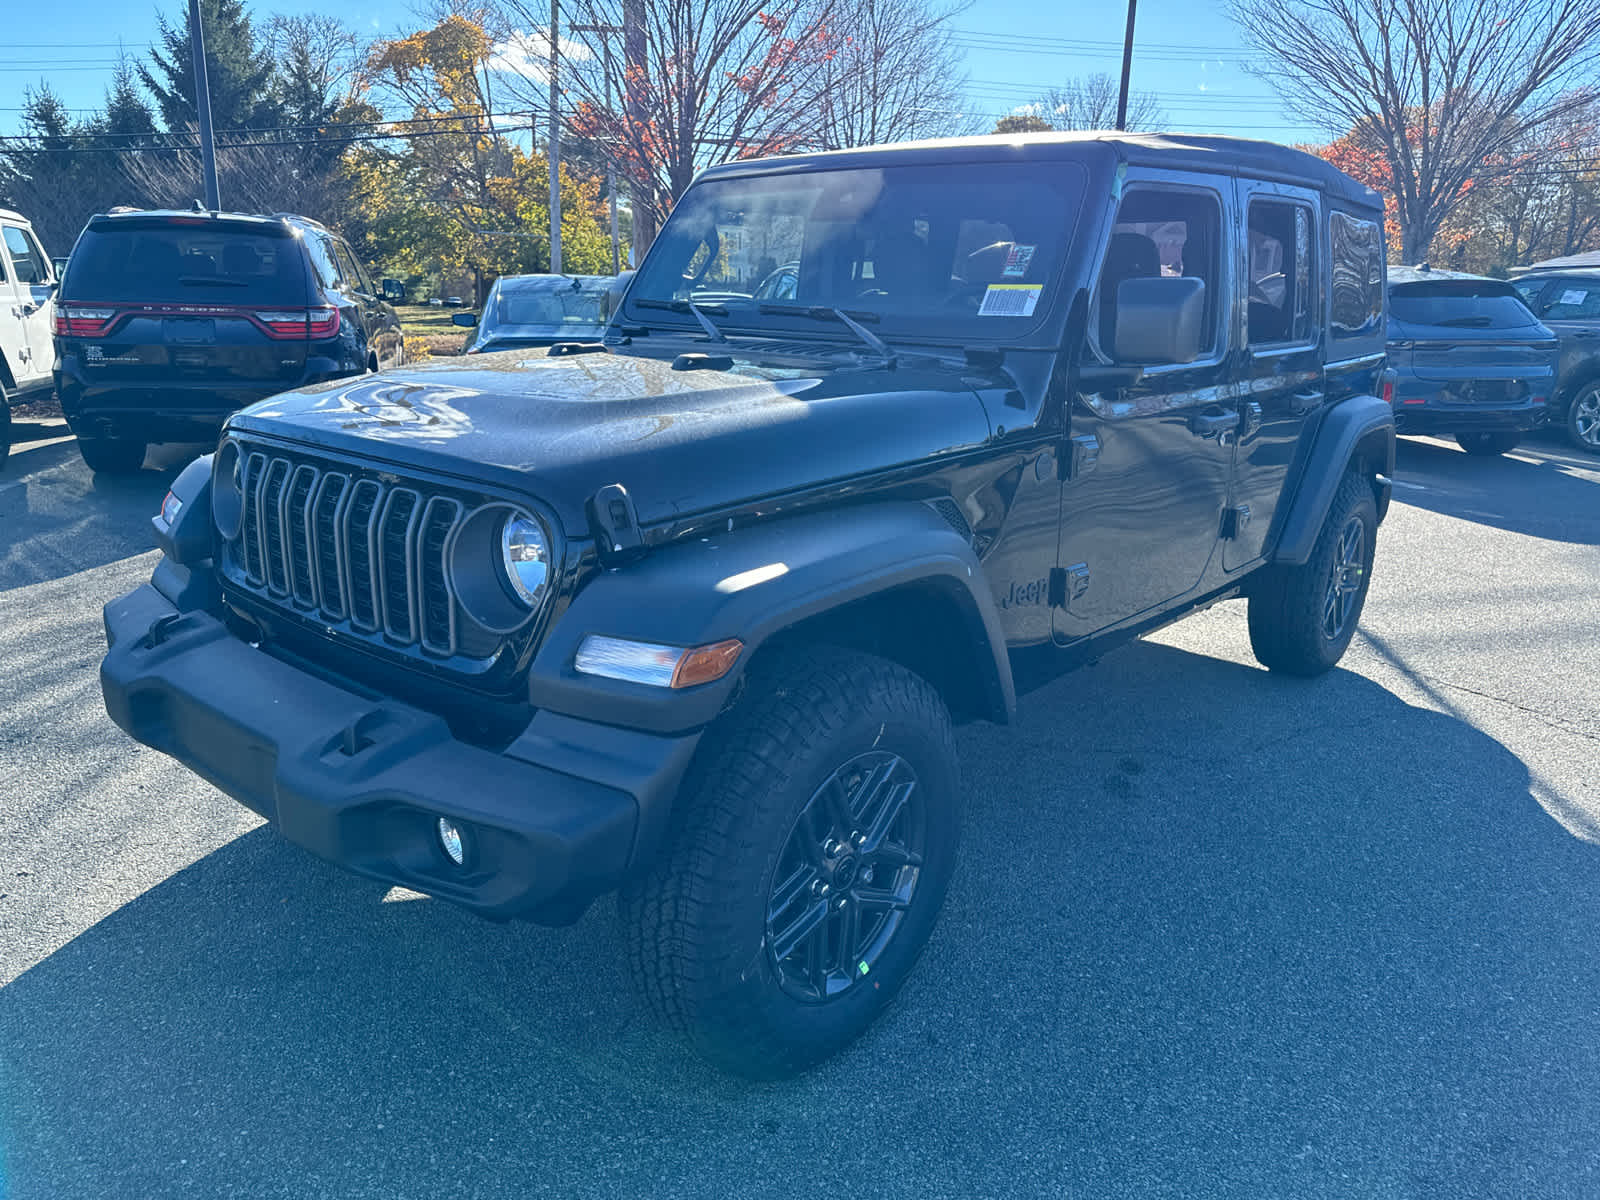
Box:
[229,347,994,533]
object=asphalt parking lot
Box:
[1,416,1597,1199]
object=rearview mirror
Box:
[381,278,406,303]
[451,311,478,328]
[1112,276,1207,365]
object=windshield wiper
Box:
[1438,315,1493,327]
[177,275,248,287]
[757,304,896,366]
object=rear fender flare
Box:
[1272,394,1395,566]
[528,501,1016,736]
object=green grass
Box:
[396,304,471,357]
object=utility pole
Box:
[1115,0,1138,131]
[548,0,563,275]
[188,0,221,210]
[607,165,620,274]
[623,0,652,254]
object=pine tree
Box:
[102,56,159,139]
[139,0,279,133]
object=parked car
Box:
[101,132,1394,1077]
[427,297,444,307]
[1511,268,1600,453]
[445,296,466,307]
[53,209,406,474]
[1385,266,1559,456]
[457,274,612,352]
[0,207,59,468]
[752,260,799,301]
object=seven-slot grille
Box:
[231,445,470,657]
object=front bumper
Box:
[100,583,698,922]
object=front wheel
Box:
[1567,383,1600,455]
[1247,470,1378,677]
[1456,431,1521,456]
[620,647,961,1079]
[78,436,147,475]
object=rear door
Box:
[333,239,400,369]
[1,222,57,393]
[59,217,314,400]
[1226,181,1323,571]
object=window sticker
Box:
[1002,244,1036,278]
[1559,288,1588,306]
[978,283,1043,317]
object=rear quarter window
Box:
[62,223,310,305]
[1388,281,1539,329]
[1330,211,1384,338]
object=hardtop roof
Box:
[698,130,1382,210]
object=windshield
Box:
[482,275,610,338]
[1388,280,1539,329]
[625,161,1086,343]
[62,221,310,305]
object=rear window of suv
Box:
[62,220,310,305]
[1388,280,1538,329]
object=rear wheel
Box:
[620,647,961,1079]
[1567,383,1600,454]
[77,436,147,475]
[1455,431,1522,456]
[1247,470,1377,677]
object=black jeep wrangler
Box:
[100,134,1395,1078]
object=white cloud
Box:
[487,28,593,80]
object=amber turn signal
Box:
[670,638,744,689]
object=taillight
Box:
[55,306,118,337]
[254,307,340,339]
[1381,378,1395,405]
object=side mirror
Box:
[451,311,478,328]
[1112,276,1207,365]
[52,257,69,277]
[603,270,636,322]
[381,278,406,303]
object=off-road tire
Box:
[77,436,147,475]
[1456,431,1521,456]
[1247,470,1378,677]
[1567,382,1600,455]
[619,646,961,1079]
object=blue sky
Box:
[2,0,1325,144]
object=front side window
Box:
[1330,211,1384,337]
[1096,187,1222,357]
[626,161,1086,343]
[1247,200,1314,345]
[3,226,46,285]
[1512,278,1548,311]
[1538,277,1600,320]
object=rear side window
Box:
[1538,279,1600,320]
[1330,211,1384,337]
[3,226,47,285]
[62,223,309,305]
[1247,200,1314,345]
[1388,280,1539,329]
[305,234,344,291]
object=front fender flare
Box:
[1272,394,1395,566]
[529,501,1016,736]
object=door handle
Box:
[1290,390,1323,414]
[19,302,37,316]
[1190,408,1240,438]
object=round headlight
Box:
[500,513,551,606]
[212,439,244,541]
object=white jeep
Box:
[0,208,59,468]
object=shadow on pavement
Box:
[0,441,208,592]
[2,642,1598,1199]
[1394,435,1600,545]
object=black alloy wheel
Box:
[1569,383,1600,454]
[1321,513,1367,642]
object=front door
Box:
[1055,175,1237,643]
[0,223,56,394]
[1225,181,1324,570]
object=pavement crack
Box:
[1420,674,1600,743]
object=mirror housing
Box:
[1112,276,1207,365]
[381,278,406,303]
[603,270,636,322]
[450,311,478,328]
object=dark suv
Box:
[1385,267,1559,456]
[100,134,1395,1078]
[1511,269,1600,453]
[54,210,405,474]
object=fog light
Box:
[437,817,465,865]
